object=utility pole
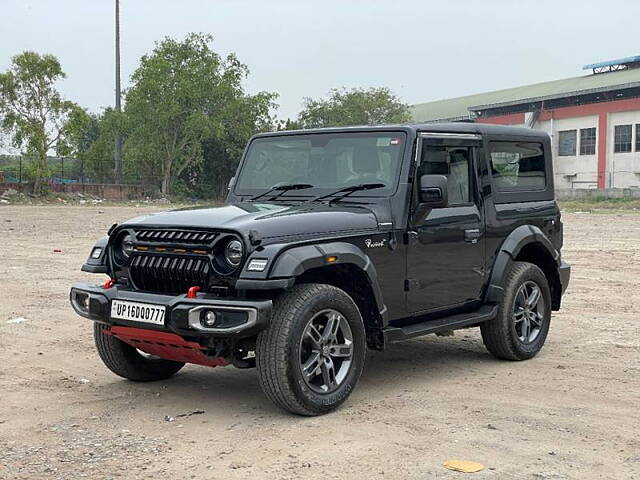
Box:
[114,0,123,183]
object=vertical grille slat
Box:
[151,256,161,291]
[196,259,206,283]
[169,257,180,293]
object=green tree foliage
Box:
[0,52,79,194]
[184,91,275,199]
[62,107,123,183]
[297,87,411,129]
[0,42,412,199]
[275,118,303,131]
[123,33,277,195]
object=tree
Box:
[124,33,277,195]
[61,107,124,183]
[195,91,276,199]
[0,52,78,194]
[275,118,303,131]
[297,87,411,129]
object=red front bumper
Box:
[105,326,229,367]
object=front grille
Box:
[129,254,211,294]
[135,229,218,245]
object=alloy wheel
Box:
[299,309,354,394]
[513,280,546,344]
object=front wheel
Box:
[481,261,552,361]
[256,284,367,416]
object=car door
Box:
[406,133,485,314]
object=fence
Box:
[0,181,146,201]
[0,155,87,185]
[0,155,150,200]
[0,155,232,201]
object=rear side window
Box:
[489,142,546,192]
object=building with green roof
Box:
[411,57,640,189]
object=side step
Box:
[383,305,498,343]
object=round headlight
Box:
[120,233,135,259]
[224,239,243,267]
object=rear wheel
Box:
[481,261,551,361]
[256,283,366,416]
[94,323,184,381]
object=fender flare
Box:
[266,242,387,320]
[81,236,109,273]
[484,225,560,304]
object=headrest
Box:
[352,145,381,175]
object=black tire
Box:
[256,283,367,416]
[93,323,185,381]
[481,261,552,361]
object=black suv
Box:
[70,123,570,415]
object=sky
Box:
[2,0,640,120]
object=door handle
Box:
[464,229,481,243]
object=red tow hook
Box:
[187,286,201,299]
[103,278,114,289]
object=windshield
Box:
[234,132,407,198]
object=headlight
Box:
[224,239,243,267]
[120,233,134,259]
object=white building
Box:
[411,56,640,189]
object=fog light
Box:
[91,247,103,259]
[76,292,90,312]
[201,310,217,327]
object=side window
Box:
[558,130,576,156]
[614,125,632,153]
[489,142,546,192]
[579,128,596,155]
[419,145,472,205]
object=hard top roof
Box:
[254,122,548,140]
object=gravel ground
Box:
[0,206,638,480]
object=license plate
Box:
[111,300,166,326]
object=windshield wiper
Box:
[248,183,314,201]
[307,183,386,204]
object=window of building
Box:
[489,142,546,192]
[579,128,596,155]
[614,125,632,153]
[558,130,577,156]
[419,145,471,205]
[636,124,640,152]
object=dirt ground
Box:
[0,206,638,480]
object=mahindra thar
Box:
[70,123,570,415]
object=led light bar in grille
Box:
[134,229,218,244]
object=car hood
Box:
[120,202,380,241]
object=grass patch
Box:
[559,197,640,213]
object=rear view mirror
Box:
[419,174,448,208]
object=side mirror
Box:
[227,176,235,191]
[419,174,448,208]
